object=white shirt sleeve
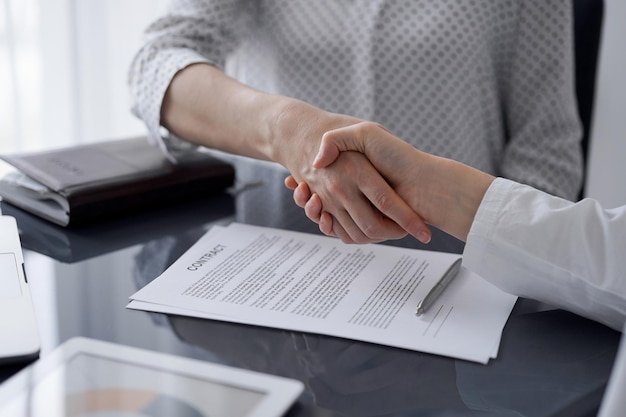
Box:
[598,323,626,416]
[463,177,626,331]
[127,0,253,161]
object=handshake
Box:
[283,122,495,246]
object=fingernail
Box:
[417,231,431,244]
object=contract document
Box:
[128,223,517,364]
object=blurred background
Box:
[1,0,625,207]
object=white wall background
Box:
[38,0,170,147]
[0,0,168,155]
[586,0,626,208]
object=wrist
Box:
[267,98,323,171]
[428,157,494,242]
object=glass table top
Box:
[0,180,621,417]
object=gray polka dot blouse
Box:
[129,0,583,200]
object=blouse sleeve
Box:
[463,178,626,331]
[499,0,584,200]
[127,0,254,161]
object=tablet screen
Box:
[0,352,265,417]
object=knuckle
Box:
[355,121,383,138]
[372,191,393,213]
[352,235,368,245]
[356,120,378,131]
[340,236,353,244]
[361,223,381,241]
[325,177,344,196]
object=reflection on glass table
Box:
[0,193,234,263]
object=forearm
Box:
[160,63,292,163]
[160,63,364,182]
[421,155,495,242]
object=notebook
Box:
[0,215,40,363]
[0,136,235,226]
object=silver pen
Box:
[415,258,462,316]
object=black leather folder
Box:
[0,136,235,226]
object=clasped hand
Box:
[283,121,433,245]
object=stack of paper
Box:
[128,223,517,364]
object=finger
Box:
[302,191,379,243]
[314,122,384,168]
[304,193,323,223]
[319,211,334,236]
[320,212,358,243]
[331,200,394,244]
[317,200,368,244]
[342,206,408,243]
[314,122,407,169]
[359,180,432,244]
[313,128,361,169]
[284,175,298,190]
[328,166,416,242]
[317,157,413,242]
[333,212,369,243]
[293,182,312,208]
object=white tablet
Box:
[0,337,304,417]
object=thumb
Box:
[313,125,366,168]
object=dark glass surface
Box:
[0,181,621,417]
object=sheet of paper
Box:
[129,223,517,364]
